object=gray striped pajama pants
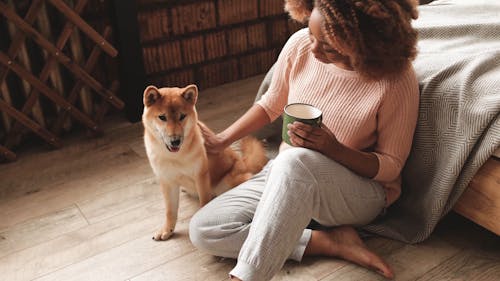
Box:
[189,147,386,281]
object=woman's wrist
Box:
[217,131,231,148]
[324,140,345,161]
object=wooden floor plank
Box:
[130,250,234,281]
[0,193,198,281]
[0,141,146,203]
[196,75,264,132]
[378,236,460,280]
[0,205,88,259]
[415,249,500,281]
[32,219,196,281]
[0,155,153,230]
[271,263,318,281]
[131,249,322,281]
[77,178,159,224]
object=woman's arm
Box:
[203,29,312,154]
[328,142,379,178]
[201,104,271,154]
[287,122,378,178]
[326,139,379,179]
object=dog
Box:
[142,84,268,241]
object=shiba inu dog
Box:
[142,84,268,241]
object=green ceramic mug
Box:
[282,103,322,145]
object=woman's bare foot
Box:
[304,226,394,279]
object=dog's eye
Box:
[158,115,167,122]
[179,114,186,121]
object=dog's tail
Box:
[240,136,269,174]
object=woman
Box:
[190,0,420,280]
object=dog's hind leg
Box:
[153,182,180,241]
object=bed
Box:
[454,150,500,235]
[255,0,500,241]
[399,0,500,238]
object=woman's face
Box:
[308,8,348,65]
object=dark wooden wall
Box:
[136,0,304,90]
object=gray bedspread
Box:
[256,0,500,243]
[364,0,500,243]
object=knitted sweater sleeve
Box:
[372,68,420,182]
[256,29,307,121]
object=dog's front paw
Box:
[152,227,174,241]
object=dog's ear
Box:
[181,84,198,105]
[144,86,161,107]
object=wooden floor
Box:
[1,75,499,281]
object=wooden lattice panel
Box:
[0,0,123,162]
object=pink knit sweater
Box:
[257,28,419,205]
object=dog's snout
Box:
[170,138,181,147]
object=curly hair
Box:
[285,0,419,80]
[285,0,314,23]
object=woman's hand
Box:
[198,122,228,154]
[287,122,341,155]
[288,121,379,178]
